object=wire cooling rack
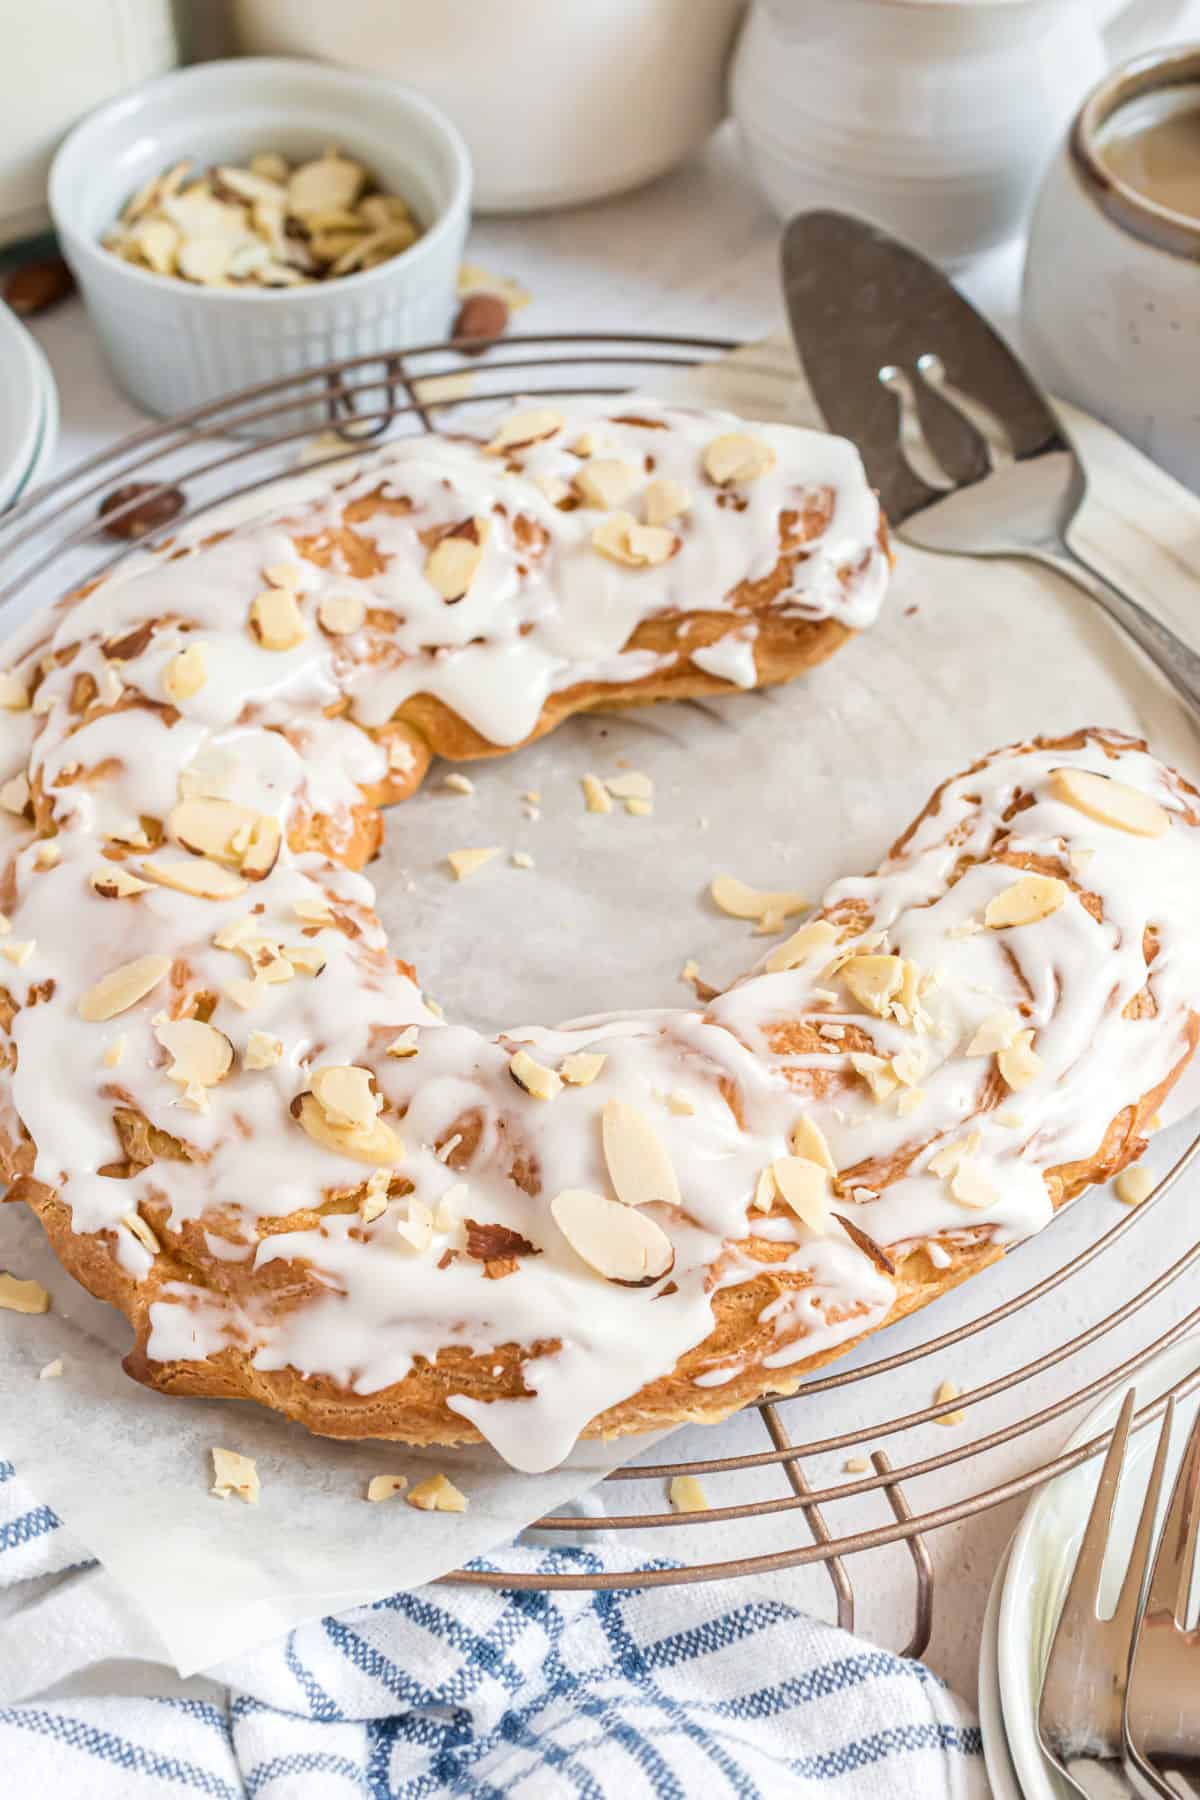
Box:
[4,330,1199,1655]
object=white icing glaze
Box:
[4,399,1193,1476]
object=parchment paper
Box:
[2,335,1199,1676]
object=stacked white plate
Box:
[981,1337,1200,1797]
[0,298,58,511]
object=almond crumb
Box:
[366,1474,408,1503]
[443,772,475,795]
[406,1472,468,1513]
[0,1273,50,1314]
[511,850,534,870]
[1116,1164,1154,1206]
[447,846,501,880]
[210,1446,260,1503]
[933,1380,967,1426]
[668,1475,708,1513]
[38,1359,63,1381]
[582,773,612,814]
[843,1456,869,1474]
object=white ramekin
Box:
[49,57,471,430]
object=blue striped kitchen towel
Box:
[0,1458,986,1799]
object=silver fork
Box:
[781,210,1200,720]
[1039,1390,1173,1798]
[1124,1404,1200,1800]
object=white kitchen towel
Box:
[0,1458,987,1798]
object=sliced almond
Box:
[950,1160,998,1210]
[1116,1164,1155,1206]
[511,850,535,869]
[933,1380,967,1426]
[0,672,29,711]
[163,643,207,702]
[485,408,563,454]
[34,842,60,869]
[79,953,170,1022]
[317,591,366,636]
[1,940,33,966]
[366,1474,408,1503]
[764,918,838,974]
[771,1156,830,1233]
[551,1187,675,1285]
[710,874,807,924]
[447,846,501,880]
[0,773,30,815]
[293,1092,403,1166]
[168,797,262,864]
[39,1359,63,1381]
[91,865,150,899]
[443,772,475,795]
[575,458,642,510]
[602,1098,680,1208]
[155,1017,234,1087]
[426,519,487,601]
[840,954,904,1016]
[643,478,691,527]
[604,771,654,802]
[582,773,613,814]
[142,858,248,901]
[240,815,282,881]
[560,1051,606,1087]
[396,1196,434,1252]
[178,237,232,285]
[533,473,570,505]
[249,585,307,652]
[703,432,775,486]
[406,1472,468,1513]
[123,1209,160,1255]
[984,874,1068,930]
[0,1272,49,1314]
[245,1030,282,1070]
[509,1049,562,1100]
[996,1028,1042,1092]
[591,510,676,569]
[103,1035,126,1069]
[311,1064,380,1132]
[790,1115,836,1175]
[848,1051,900,1104]
[359,1169,393,1224]
[668,1475,709,1513]
[287,151,365,219]
[1050,766,1170,838]
[211,1446,259,1503]
[965,1009,1022,1056]
[386,1028,420,1059]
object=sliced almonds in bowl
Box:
[102,149,424,291]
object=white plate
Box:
[0,302,44,511]
[998,1335,1200,1800]
[980,1543,1024,1800]
[12,333,60,503]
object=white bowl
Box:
[48,57,471,431]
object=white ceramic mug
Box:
[730,0,1135,267]
[1023,44,1200,491]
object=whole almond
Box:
[98,483,186,540]
[4,256,74,316]
[452,292,509,354]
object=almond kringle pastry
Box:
[1,399,1196,1473]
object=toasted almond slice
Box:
[0,773,29,815]
[366,1474,408,1503]
[293,1092,403,1166]
[751,1166,776,1212]
[790,1115,836,1174]
[533,473,570,505]
[996,1028,1041,1091]
[426,520,487,601]
[360,1169,392,1224]
[984,874,1068,930]
[575,458,642,509]
[123,1209,160,1255]
[442,772,475,796]
[965,1009,1022,1056]
[0,672,29,711]
[34,842,60,869]
[669,1475,709,1513]
[643,478,691,527]
[293,897,333,924]
[485,408,563,454]
[1050,766,1169,837]
[178,237,233,286]
[91,865,150,899]
[703,432,775,486]
[244,1030,282,1070]
[582,773,613,814]
[509,1049,563,1100]
[211,1446,259,1503]
[602,1098,681,1208]
[604,771,654,801]
[840,954,904,1016]
[168,797,262,865]
[771,1156,831,1232]
[1116,1163,1155,1206]
[155,1017,234,1088]
[891,1044,927,1088]
[386,1028,420,1059]
[396,1196,434,1252]
[764,919,838,974]
[844,1456,870,1474]
[79,953,170,1022]
[933,1380,967,1426]
[39,1358,63,1380]
[927,1131,981,1180]
[288,151,366,219]
[591,510,676,569]
[447,846,501,880]
[311,1064,380,1131]
[241,815,282,881]
[848,1051,900,1104]
[102,1035,126,1069]
[560,1051,606,1087]
[711,872,807,924]
[950,1160,998,1209]
[163,643,207,702]
[406,1472,468,1513]
[143,858,248,901]
[1,940,33,966]
[317,591,366,636]
[285,940,327,977]
[551,1187,675,1285]
[0,1272,49,1314]
[249,585,307,651]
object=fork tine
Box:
[1059,1390,1139,1625]
[1145,1401,1200,1627]
[1112,1397,1176,1635]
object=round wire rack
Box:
[4,330,1199,1653]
